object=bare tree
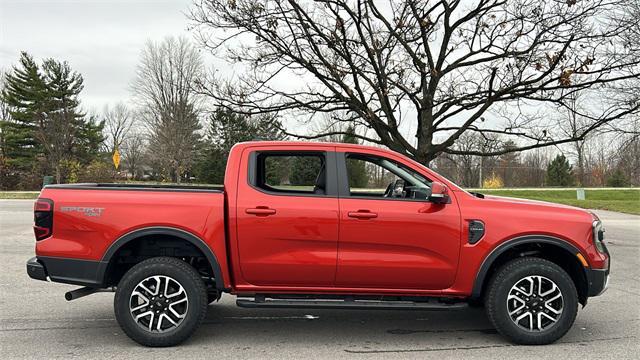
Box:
[554,94,591,186]
[121,132,146,180]
[103,103,134,153]
[190,0,640,164]
[0,70,10,159]
[132,36,204,182]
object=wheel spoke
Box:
[137,284,153,298]
[540,311,558,323]
[515,311,533,330]
[158,313,178,331]
[539,281,557,297]
[130,291,150,312]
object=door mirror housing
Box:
[428,181,450,204]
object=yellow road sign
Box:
[112,149,121,170]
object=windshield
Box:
[375,157,431,189]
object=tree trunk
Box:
[175,167,181,184]
[576,142,585,186]
[55,163,61,184]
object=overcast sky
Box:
[0,0,195,112]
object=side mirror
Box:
[428,181,450,204]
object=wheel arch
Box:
[98,226,225,291]
[471,235,590,304]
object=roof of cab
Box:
[233,140,391,153]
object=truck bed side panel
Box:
[36,189,226,282]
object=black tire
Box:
[485,257,578,345]
[114,257,207,347]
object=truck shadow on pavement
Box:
[178,302,508,352]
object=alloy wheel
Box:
[129,275,189,333]
[506,275,563,332]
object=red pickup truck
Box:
[26,141,609,347]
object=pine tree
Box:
[195,109,285,184]
[606,168,629,187]
[0,52,46,170]
[1,52,104,184]
[39,58,88,182]
[546,154,574,187]
[289,155,322,186]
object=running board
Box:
[236,298,467,311]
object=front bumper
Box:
[586,268,609,296]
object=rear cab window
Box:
[250,151,331,196]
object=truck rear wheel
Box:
[114,257,207,347]
[485,257,578,345]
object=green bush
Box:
[606,168,629,187]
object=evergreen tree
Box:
[1,52,104,185]
[546,154,574,187]
[289,156,322,186]
[75,114,106,164]
[195,109,285,184]
[342,126,368,188]
[606,168,629,187]
[0,53,46,170]
[39,58,89,182]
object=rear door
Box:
[335,149,462,290]
[235,146,340,286]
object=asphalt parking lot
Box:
[1,199,638,359]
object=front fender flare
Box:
[470,235,587,299]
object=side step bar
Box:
[236,297,467,311]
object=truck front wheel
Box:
[485,257,578,345]
[114,257,208,347]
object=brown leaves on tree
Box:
[559,69,574,86]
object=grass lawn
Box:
[475,189,640,215]
[0,191,40,199]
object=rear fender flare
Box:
[98,226,224,290]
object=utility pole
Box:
[478,156,483,188]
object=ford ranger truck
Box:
[26,141,610,347]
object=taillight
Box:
[34,198,54,241]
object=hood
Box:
[482,194,590,213]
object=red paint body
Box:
[35,141,609,298]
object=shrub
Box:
[483,173,504,189]
[78,160,114,183]
[606,168,629,187]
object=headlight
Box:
[592,220,606,254]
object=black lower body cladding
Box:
[26,256,105,287]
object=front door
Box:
[236,148,339,286]
[335,151,462,290]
